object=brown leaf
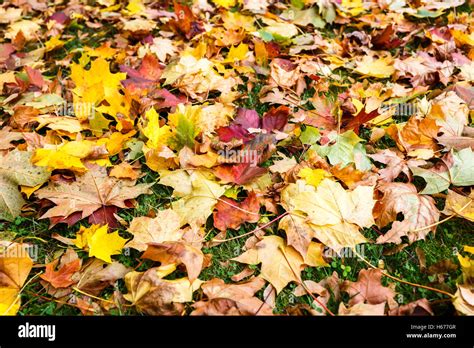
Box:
[191,277,272,315]
[0,242,33,288]
[369,149,425,183]
[127,209,183,251]
[230,266,255,282]
[124,267,201,315]
[76,259,131,296]
[386,116,440,155]
[374,182,440,244]
[0,127,23,151]
[40,258,81,289]
[342,268,396,307]
[142,241,204,282]
[213,191,260,232]
[388,299,433,316]
[35,167,152,228]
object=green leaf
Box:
[300,126,321,145]
[410,148,474,194]
[314,130,372,171]
[169,113,198,150]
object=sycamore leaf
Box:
[313,130,372,171]
[76,259,131,296]
[124,267,202,315]
[159,170,227,228]
[369,149,423,183]
[40,258,81,288]
[212,191,260,232]
[386,116,439,155]
[342,268,396,307]
[442,190,474,222]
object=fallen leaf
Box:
[213,191,260,232]
[281,178,374,252]
[191,277,272,315]
[374,182,440,244]
[342,268,396,307]
[36,167,151,228]
[127,209,184,251]
[142,241,204,282]
[233,235,305,293]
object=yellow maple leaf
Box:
[142,108,172,149]
[71,57,129,128]
[125,0,145,15]
[212,0,236,8]
[339,0,365,16]
[354,56,395,79]
[297,168,329,187]
[0,243,33,315]
[32,141,94,172]
[45,35,65,52]
[97,130,136,156]
[75,224,127,263]
[226,43,249,62]
[84,44,117,59]
[32,140,111,172]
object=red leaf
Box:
[88,206,120,228]
[216,125,253,142]
[214,163,267,185]
[234,108,260,129]
[171,1,204,39]
[213,191,260,232]
[152,89,187,109]
[262,106,290,131]
[342,108,379,135]
[372,25,402,50]
[25,66,45,89]
[40,259,81,288]
[121,54,162,90]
